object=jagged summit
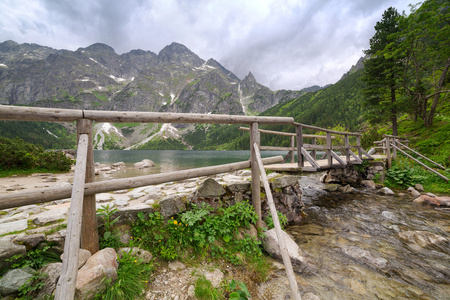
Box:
[158,42,204,66]
[77,43,117,54]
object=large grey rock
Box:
[0,267,35,296]
[361,180,376,189]
[270,175,299,190]
[13,233,45,250]
[159,194,188,218]
[226,181,251,193]
[407,187,421,198]
[378,187,394,195]
[108,204,154,225]
[32,207,68,226]
[0,219,28,235]
[0,212,29,224]
[398,231,447,248]
[262,228,315,275]
[197,178,226,198]
[36,262,62,298]
[414,184,424,192]
[134,159,155,169]
[75,248,118,300]
[341,245,389,272]
[0,237,27,271]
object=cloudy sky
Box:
[0,0,413,91]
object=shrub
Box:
[0,136,73,172]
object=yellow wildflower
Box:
[174,220,178,225]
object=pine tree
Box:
[362,7,403,135]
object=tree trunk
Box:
[426,57,450,126]
[391,87,398,136]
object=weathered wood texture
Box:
[76,119,99,254]
[54,134,88,300]
[0,105,293,125]
[253,143,301,300]
[0,156,283,210]
[294,122,362,136]
[239,126,330,139]
[250,123,262,229]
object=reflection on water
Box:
[258,173,450,300]
[94,150,288,177]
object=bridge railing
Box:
[241,123,372,171]
[0,105,293,299]
[374,134,448,181]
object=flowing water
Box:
[258,174,450,300]
[93,150,449,299]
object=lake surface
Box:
[94,149,289,174]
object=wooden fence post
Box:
[253,143,302,300]
[296,125,304,168]
[311,137,316,160]
[250,122,262,229]
[345,135,350,163]
[55,134,89,299]
[77,119,99,254]
[392,138,397,159]
[290,135,295,163]
[386,137,392,168]
[326,132,332,166]
[356,136,362,160]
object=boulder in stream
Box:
[413,195,450,207]
[261,228,316,275]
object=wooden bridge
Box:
[0,105,374,300]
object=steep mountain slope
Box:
[0,40,329,149]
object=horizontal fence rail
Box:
[0,105,294,125]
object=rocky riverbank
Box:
[1,160,449,299]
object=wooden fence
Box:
[374,134,448,181]
[240,122,372,171]
[0,105,297,299]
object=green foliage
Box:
[0,136,73,172]
[17,271,49,299]
[97,204,122,249]
[94,251,154,300]
[227,279,251,300]
[264,212,288,230]
[131,201,264,268]
[194,275,220,300]
[5,245,61,275]
[385,157,450,193]
[362,7,403,135]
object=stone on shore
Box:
[0,267,35,296]
[75,248,118,300]
[196,178,226,198]
[0,219,28,235]
[341,245,389,272]
[134,159,155,169]
[0,237,27,271]
[36,262,62,298]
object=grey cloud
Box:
[0,0,413,90]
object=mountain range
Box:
[0,40,358,150]
[0,40,323,115]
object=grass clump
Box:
[94,251,154,300]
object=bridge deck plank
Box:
[264,156,370,172]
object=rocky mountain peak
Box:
[243,71,257,84]
[77,43,117,54]
[158,42,204,66]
